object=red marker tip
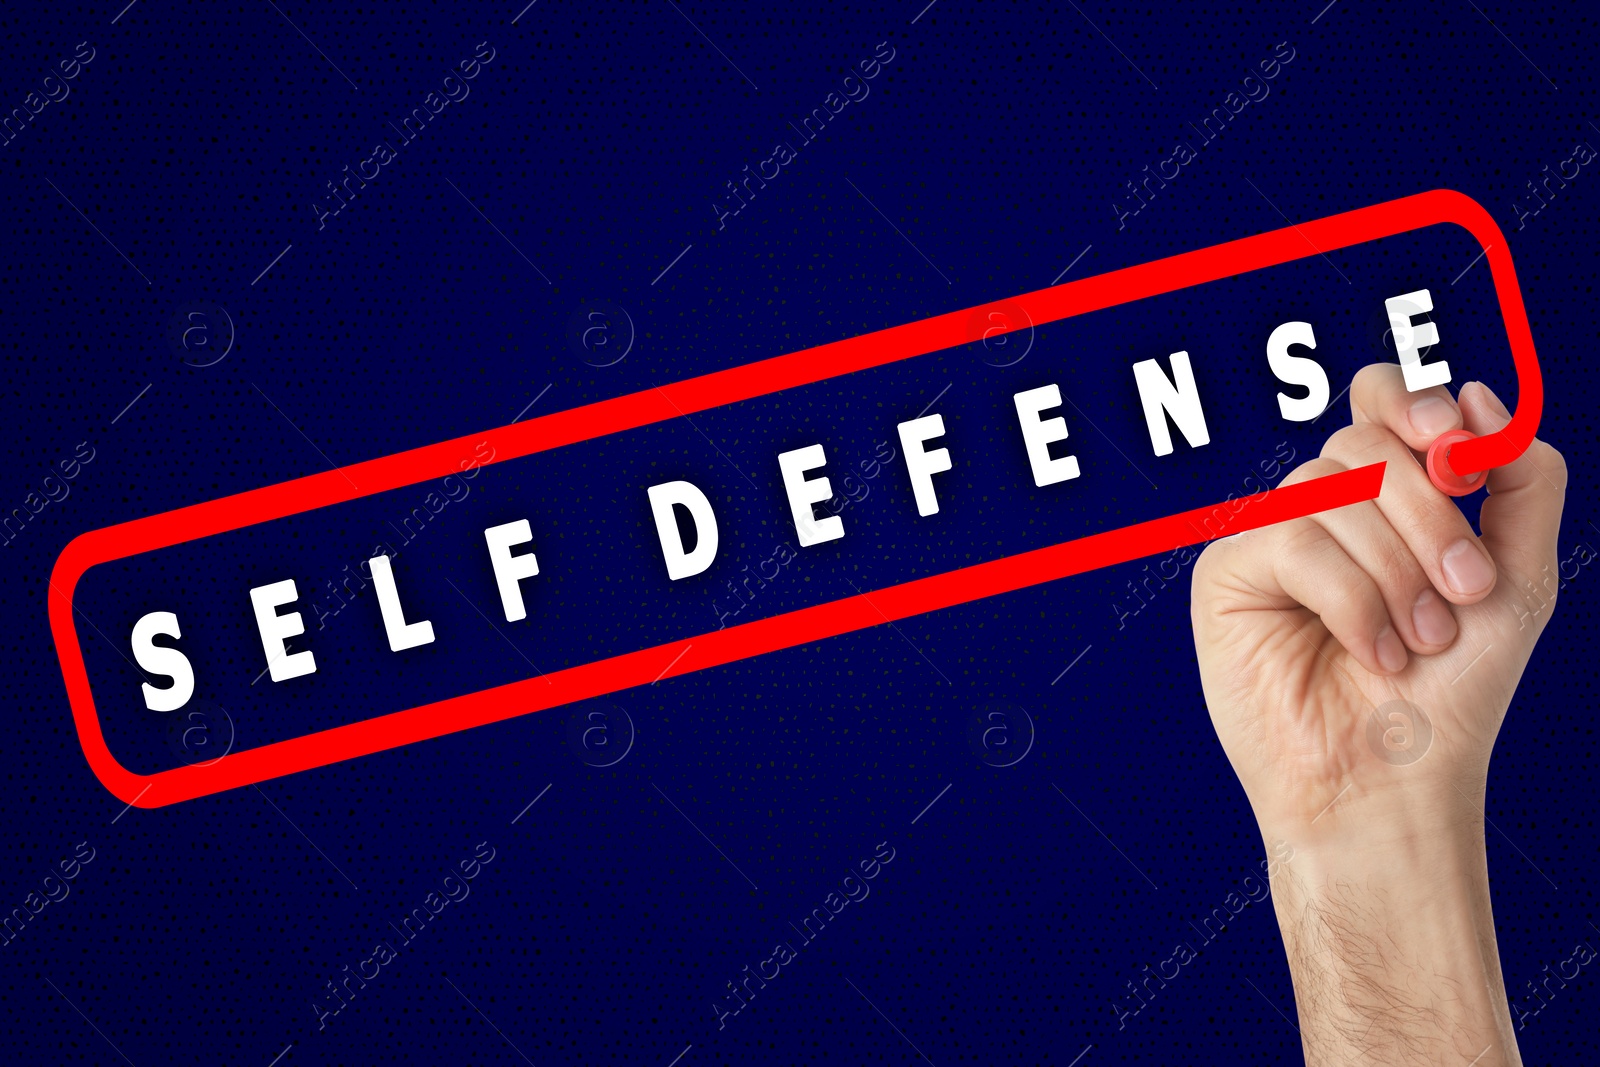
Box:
[1426,429,1489,496]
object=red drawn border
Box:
[49,189,1542,806]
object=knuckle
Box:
[1395,493,1466,548]
[1282,522,1356,587]
[1533,440,1569,492]
[1322,421,1392,461]
[1351,362,1397,395]
[1320,425,1359,457]
[1375,539,1427,593]
[1330,577,1383,632]
[1279,456,1345,487]
[1376,465,1470,546]
[1280,517,1331,559]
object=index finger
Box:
[1348,362,1462,453]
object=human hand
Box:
[1193,363,1565,841]
[1191,364,1566,1066]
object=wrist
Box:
[1259,812,1523,1066]
[1253,766,1489,865]
[1266,819,1491,949]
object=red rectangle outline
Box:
[50,189,1542,807]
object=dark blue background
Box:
[3,2,1595,1064]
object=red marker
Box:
[1427,428,1489,496]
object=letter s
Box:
[1266,321,1329,422]
[132,611,195,712]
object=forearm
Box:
[1265,813,1520,1066]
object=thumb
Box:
[1459,380,1567,591]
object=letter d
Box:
[648,480,720,580]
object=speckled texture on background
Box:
[1,2,1596,1064]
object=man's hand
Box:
[1191,365,1566,1066]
